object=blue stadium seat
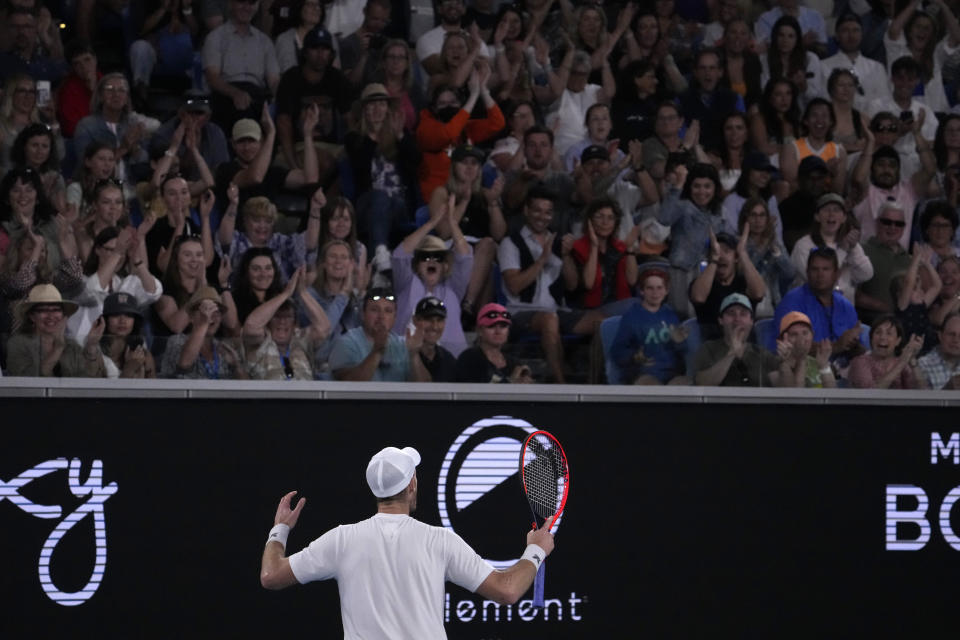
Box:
[599,315,623,384]
[753,318,776,351]
[860,323,871,349]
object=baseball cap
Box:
[415,296,447,319]
[477,302,512,327]
[580,144,610,163]
[798,155,828,176]
[366,446,421,498]
[102,292,142,318]
[182,97,212,114]
[451,144,485,163]
[779,311,812,337]
[719,292,753,315]
[715,231,738,251]
[816,193,845,211]
[232,118,262,142]
[743,150,776,172]
[303,26,335,49]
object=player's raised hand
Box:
[274,491,306,528]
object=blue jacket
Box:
[657,187,732,271]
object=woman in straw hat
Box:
[159,286,245,379]
[6,283,106,377]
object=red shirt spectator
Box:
[415,80,504,202]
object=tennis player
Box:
[260,445,555,638]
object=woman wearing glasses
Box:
[392,194,473,356]
[0,73,61,176]
[73,73,160,186]
[242,265,330,380]
[455,303,533,383]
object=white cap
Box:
[366,446,421,498]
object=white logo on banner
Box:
[0,458,117,606]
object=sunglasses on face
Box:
[416,252,446,262]
[367,294,396,302]
[872,124,898,133]
[482,310,512,321]
[877,217,906,228]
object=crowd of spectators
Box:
[2,0,960,390]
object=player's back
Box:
[289,512,492,639]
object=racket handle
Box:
[532,560,546,608]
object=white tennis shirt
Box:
[288,513,495,639]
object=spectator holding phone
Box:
[99,291,156,378]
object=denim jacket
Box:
[657,187,732,271]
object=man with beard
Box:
[852,132,936,250]
[260,446,556,637]
[772,247,862,356]
[329,287,431,381]
[779,156,829,253]
[503,126,575,231]
[689,230,766,340]
[410,295,457,381]
[416,0,490,74]
[693,293,785,387]
[275,25,351,174]
[498,185,604,383]
[214,105,319,213]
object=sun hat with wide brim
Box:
[16,284,79,322]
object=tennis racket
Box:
[519,430,570,608]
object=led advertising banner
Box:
[1,398,957,637]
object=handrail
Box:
[0,377,957,405]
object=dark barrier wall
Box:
[2,397,959,637]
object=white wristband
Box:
[819,366,832,375]
[520,543,546,570]
[267,524,290,550]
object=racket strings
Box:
[522,442,567,519]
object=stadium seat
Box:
[753,318,776,351]
[599,315,623,384]
[682,317,701,377]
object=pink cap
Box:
[477,303,512,327]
